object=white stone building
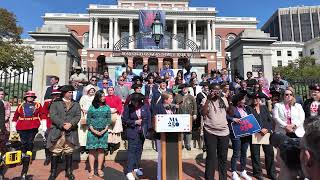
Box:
[270,41,304,67]
[304,36,320,64]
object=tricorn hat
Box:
[59,85,75,92]
[24,91,37,99]
[248,91,270,100]
[131,83,142,90]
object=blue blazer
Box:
[122,104,151,139]
[73,87,83,102]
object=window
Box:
[82,32,89,48]
[287,51,292,57]
[277,51,281,56]
[215,36,222,52]
[299,51,303,57]
[310,48,315,55]
[277,60,283,67]
[225,34,236,47]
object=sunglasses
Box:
[118,79,124,81]
[285,93,293,96]
[103,82,108,84]
[91,79,97,82]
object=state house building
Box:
[41,0,257,73]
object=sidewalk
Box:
[4,158,279,180]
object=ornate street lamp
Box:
[151,12,163,45]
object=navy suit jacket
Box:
[227,106,251,138]
[73,88,83,102]
[122,104,151,139]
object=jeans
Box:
[17,128,38,153]
[204,130,229,180]
[126,133,145,173]
[250,144,276,179]
[230,136,251,172]
[183,132,192,148]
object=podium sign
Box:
[155,114,191,133]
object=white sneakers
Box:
[134,168,143,176]
[240,170,252,180]
[126,172,135,180]
[232,171,252,180]
[232,172,241,180]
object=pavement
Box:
[4,154,279,180]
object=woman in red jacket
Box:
[12,91,46,180]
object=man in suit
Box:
[71,80,83,102]
[115,76,130,104]
[44,76,60,100]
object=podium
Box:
[155,114,191,180]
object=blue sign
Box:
[138,10,166,49]
[231,114,261,138]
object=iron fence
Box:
[0,68,33,106]
[289,79,320,101]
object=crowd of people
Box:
[0,62,319,180]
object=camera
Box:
[270,132,301,171]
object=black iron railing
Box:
[0,68,33,106]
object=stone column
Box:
[127,57,133,68]
[158,58,163,72]
[211,21,216,51]
[298,8,302,42]
[188,20,192,40]
[192,20,197,43]
[207,20,212,50]
[109,18,114,49]
[172,19,178,50]
[143,57,148,65]
[94,18,99,48]
[114,18,119,45]
[32,51,46,102]
[310,8,314,39]
[173,58,178,69]
[89,18,94,48]
[129,18,134,49]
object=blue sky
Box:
[1,0,319,38]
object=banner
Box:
[231,114,261,138]
[138,10,166,49]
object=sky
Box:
[1,0,320,38]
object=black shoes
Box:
[44,149,51,166]
[48,156,58,180]
[65,155,75,180]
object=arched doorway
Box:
[178,57,188,69]
[133,56,143,69]
[163,57,173,69]
[148,57,158,72]
[97,55,107,74]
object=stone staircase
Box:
[33,138,206,161]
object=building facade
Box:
[35,0,257,74]
[270,41,304,67]
[304,37,320,64]
[262,6,320,42]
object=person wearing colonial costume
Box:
[47,85,81,180]
[12,91,45,180]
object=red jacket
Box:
[13,102,45,130]
[42,99,53,129]
[105,95,123,114]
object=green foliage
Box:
[273,56,320,80]
[0,8,33,72]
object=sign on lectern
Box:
[155,114,191,180]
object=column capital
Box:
[207,20,212,24]
[94,17,99,22]
[89,17,94,21]
[129,18,133,23]
[114,18,119,22]
[193,20,197,24]
[188,20,192,24]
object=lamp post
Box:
[151,12,164,45]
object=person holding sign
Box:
[227,92,252,180]
[273,87,305,138]
[122,93,151,180]
[246,92,276,180]
[201,84,229,180]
